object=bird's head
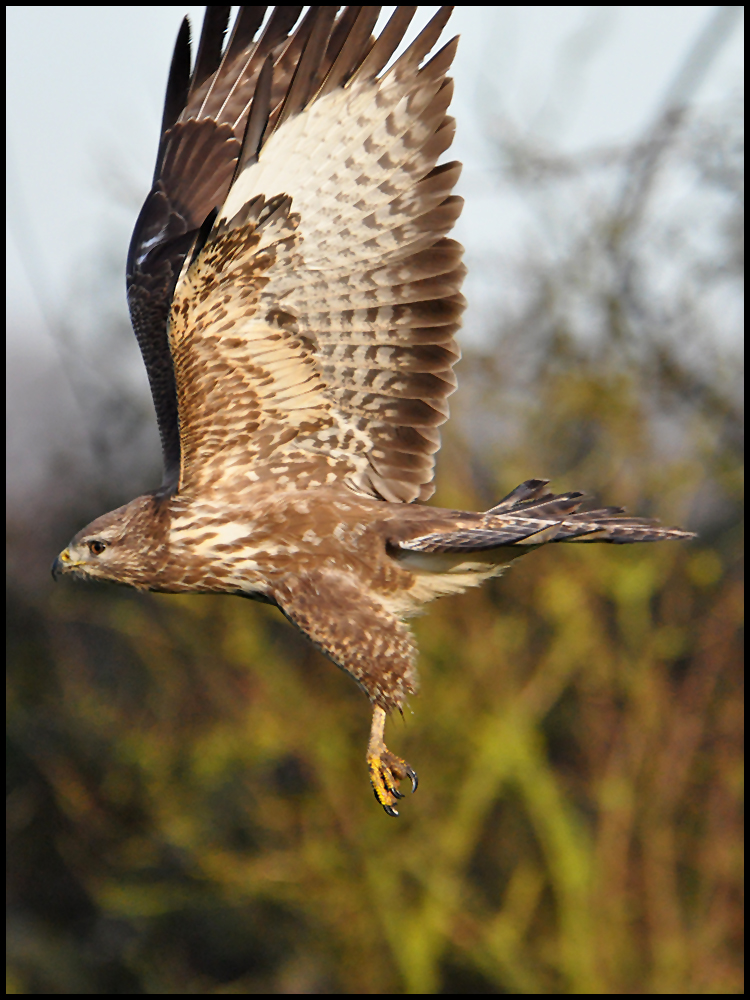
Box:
[52,495,166,588]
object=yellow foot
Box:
[367,706,418,817]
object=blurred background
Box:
[6,6,743,994]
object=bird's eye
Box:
[88,540,107,555]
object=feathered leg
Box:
[274,569,420,816]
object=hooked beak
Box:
[51,549,71,581]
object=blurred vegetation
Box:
[6,68,743,998]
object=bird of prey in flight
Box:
[53,7,694,816]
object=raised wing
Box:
[127,6,316,489]
[168,7,465,503]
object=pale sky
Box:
[7,6,743,334]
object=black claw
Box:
[407,768,418,793]
[381,770,403,798]
[373,787,401,816]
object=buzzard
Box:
[52,7,693,816]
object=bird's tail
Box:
[394,479,696,556]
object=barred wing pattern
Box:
[168,7,465,503]
[127,6,328,488]
[393,480,696,555]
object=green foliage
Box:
[7,349,742,991]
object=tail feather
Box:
[486,478,551,513]
[554,517,694,544]
[394,479,695,555]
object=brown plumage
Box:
[53,7,694,816]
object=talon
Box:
[366,707,418,816]
[384,775,404,799]
[381,772,396,796]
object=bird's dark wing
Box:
[168,7,465,502]
[127,7,310,490]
